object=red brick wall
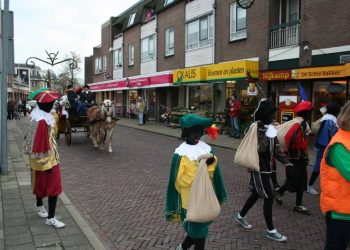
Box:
[123,26,141,77]
[157,1,186,71]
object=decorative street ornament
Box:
[26,50,77,71]
[237,0,255,9]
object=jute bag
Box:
[276,117,302,152]
[234,122,259,171]
[311,118,322,135]
[186,153,221,223]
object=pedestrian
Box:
[320,101,350,250]
[229,95,241,138]
[165,114,227,250]
[136,96,146,125]
[23,88,65,228]
[22,98,27,116]
[234,98,292,242]
[7,99,15,120]
[275,101,313,215]
[307,102,340,195]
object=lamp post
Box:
[26,50,78,88]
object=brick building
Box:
[85,0,350,125]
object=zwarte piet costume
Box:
[165,114,226,250]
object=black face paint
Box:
[37,101,55,113]
[182,125,205,145]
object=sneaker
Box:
[46,217,65,228]
[234,213,252,229]
[275,193,283,205]
[306,185,319,195]
[266,229,287,242]
[176,244,183,250]
[36,205,48,218]
[293,205,311,215]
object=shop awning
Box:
[173,60,259,84]
[259,63,350,81]
[88,71,173,92]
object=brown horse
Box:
[87,99,117,153]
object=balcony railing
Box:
[270,22,300,49]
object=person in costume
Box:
[23,88,65,228]
[234,98,292,242]
[66,84,87,116]
[80,84,96,105]
[307,102,340,195]
[320,101,350,250]
[275,101,312,214]
[165,114,227,250]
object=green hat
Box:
[179,114,213,128]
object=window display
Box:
[188,85,213,115]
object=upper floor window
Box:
[113,48,122,69]
[230,3,247,41]
[280,0,300,23]
[164,0,174,6]
[128,43,135,66]
[103,56,107,72]
[141,34,156,62]
[186,15,213,50]
[94,57,102,74]
[128,12,136,26]
[165,27,175,56]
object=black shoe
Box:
[275,193,283,205]
[293,206,310,215]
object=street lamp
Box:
[26,50,78,87]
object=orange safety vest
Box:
[320,129,350,215]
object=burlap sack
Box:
[276,117,303,152]
[311,118,322,135]
[234,122,259,171]
[186,153,221,223]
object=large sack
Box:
[186,153,221,223]
[87,106,101,121]
[276,117,303,152]
[311,118,322,135]
[234,122,259,171]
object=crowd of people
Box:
[166,97,350,250]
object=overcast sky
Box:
[9,0,139,81]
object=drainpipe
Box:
[212,0,216,115]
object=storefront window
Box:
[146,89,156,120]
[312,80,347,120]
[189,85,213,115]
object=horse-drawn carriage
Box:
[55,97,117,153]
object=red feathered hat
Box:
[294,101,312,114]
[35,90,59,103]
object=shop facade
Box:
[89,71,174,121]
[260,63,350,124]
[173,60,260,127]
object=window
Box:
[141,34,156,62]
[186,15,213,50]
[230,3,247,41]
[94,57,102,74]
[165,27,175,56]
[113,48,122,69]
[103,56,107,72]
[164,0,174,6]
[280,0,300,23]
[128,43,135,66]
[128,12,136,26]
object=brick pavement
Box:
[1,120,106,250]
[44,117,326,250]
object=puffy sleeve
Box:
[32,120,50,155]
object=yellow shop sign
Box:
[206,60,259,82]
[173,67,206,84]
[293,64,350,79]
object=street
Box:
[17,118,326,249]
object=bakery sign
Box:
[259,70,292,81]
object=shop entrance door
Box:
[146,89,156,121]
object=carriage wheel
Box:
[65,120,72,145]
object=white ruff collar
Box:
[30,107,55,127]
[175,141,212,161]
[321,114,338,126]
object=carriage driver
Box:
[66,84,87,116]
[24,88,65,228]
[80,84,96,105]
